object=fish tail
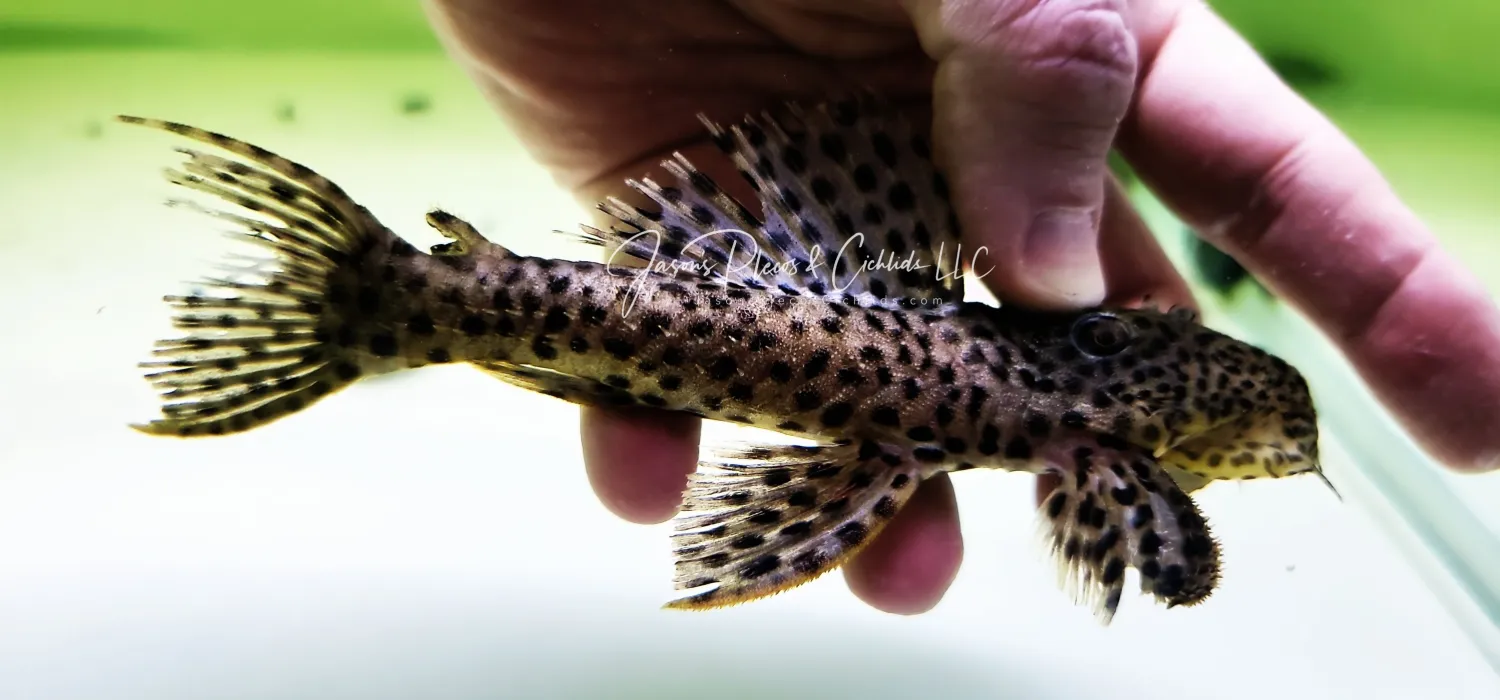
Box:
[120,115,422,437]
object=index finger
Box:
[1118,2,1500,471]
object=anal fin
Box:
[665,439,923,609]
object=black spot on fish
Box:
[708,356,739,381]
[820,402,854,427]
[602,338,636,360]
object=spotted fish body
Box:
[121,95,1324,623]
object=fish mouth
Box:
[1153,438,1220,493]
[1149,414,1326,494]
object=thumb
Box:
[905,0,1139,310]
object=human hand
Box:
[422,0,1500,615]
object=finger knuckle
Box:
[948,0,1139,114]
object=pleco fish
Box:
[119,95,1325,624]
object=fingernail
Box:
[1023,207,1106,308]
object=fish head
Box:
[995,304,1322,487]
[1134,307,1322,486]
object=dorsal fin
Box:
[574,94,967,309]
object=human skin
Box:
[420,0,1500,615]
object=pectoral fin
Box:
[1037,439,1222,624]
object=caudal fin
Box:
[121,116,397,437]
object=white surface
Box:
[0,53,1496,699]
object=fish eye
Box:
[1070,312,1135,357]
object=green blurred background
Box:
[6,0,1500,289]
[0,0,1492,106]
[0,0,1494,107]
[3,0,1499,109]
[3,0,1498,109]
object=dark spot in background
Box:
[1183,227,1265,297]
[400,93,432,115]
[1107,150,1136,188]
[1264,51,1340,94]
[275,101,296,123]
[83,121,102,139]
[1113,50,1337,303]
[0,23,192,51]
